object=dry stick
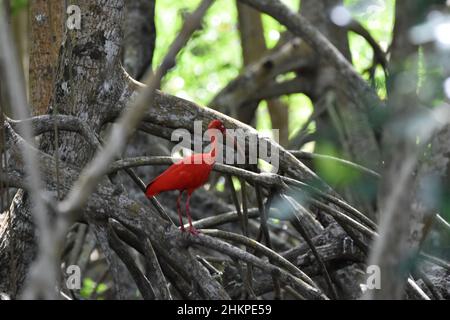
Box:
[119,216,220,299]
[200,229,316,289]
[254,184,281,299]
[160,258,202,300]
[406,278,430,300]
[68,224,88,267]
[99,213,196,296]
[284,285,306,300]
[308,199,377,239]
[226,175,255,298]
[140,237,172,299]
[0,2,55,299]
[3,121,8,206]
[282,195,338,300]
[8,115,103,150]
[231,257,251,300]
[60,291,72,300]
[227,175,245,233]
[412,268,444,300]
[196,255,222,278]
[304,193,374,255]
[255,184,272,249]
[434,214,450,235]
[57,0,214,216]
[187,230,328,300]
[112,221,197,299]
[122,167,174,225]
[239,179,256,298]
[284,179,377,231]
[290,150,380,179]
[191,208,260,229]
[106,223,155,300]
[420,253,450,272]
[110,219,172,299]
[240,179,250,236]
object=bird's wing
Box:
[145,154,213,196]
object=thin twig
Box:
[255,184,272,248]
[8,115,102,150]
[106,223,155,300]
[200,229,317,288]
[122,167,174,225]
[189,208,260,229]
[290,150,380,179]
[110,219,172,300]
[412,267,443,300]
[226,175,244,233]
[225,175,256,298]
[419,253,450,272]
[308,199,377,238]
[283,195,338,299]
[185,230,328,300]
[111,221,197,299]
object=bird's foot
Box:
[179,225,186,232]
[187,227,200,236]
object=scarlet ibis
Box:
[145,119,227,235]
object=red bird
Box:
[145,119,226,235]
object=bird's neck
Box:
[209,136,218,160]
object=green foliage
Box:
[314,142,360,186]
[154,0,241,105]
[80,278,108,299]
[154,0,395,155]
[255,101,271,133]
[10,0,28,15]
[261,0,298,48]
[284,93,314,140]
[154,0,301,106]
[345,0,395,98]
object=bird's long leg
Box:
[185,191,199,235]
[177,190,185,232]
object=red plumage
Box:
[145,119,226,235]
[145,153,214,197]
